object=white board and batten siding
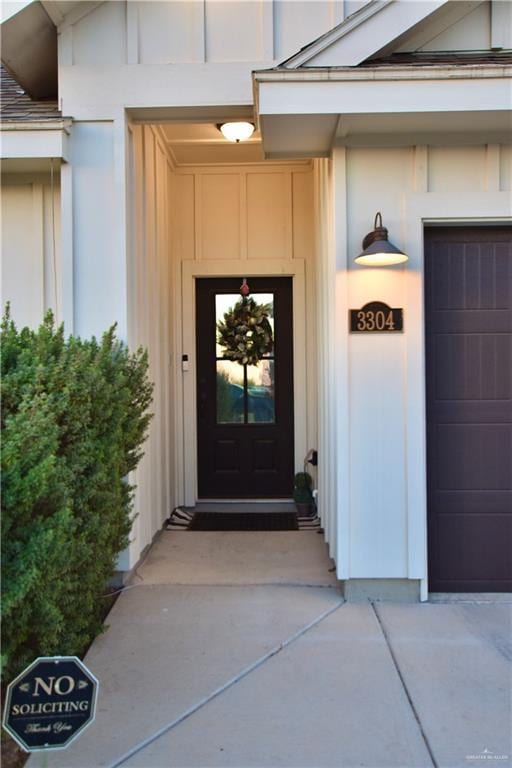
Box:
[395,0,512,53]
[58,0,346,117]
[121,125,174,570]
[1,176,61,329]
[7,0,509,581]
[329,143,512,592]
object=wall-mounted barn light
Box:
[355,212,408,266]
[218,121,255,143]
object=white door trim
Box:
[181,258,307,506]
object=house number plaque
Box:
[349,302,403,333]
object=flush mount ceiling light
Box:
[355,212,408,267]
[218,121,255,143]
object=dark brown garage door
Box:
[425,226,512,592]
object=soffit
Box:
[160,122,266,166]
[0,1,94,99]
[0,1,57,99]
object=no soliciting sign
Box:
[2,656,98,752]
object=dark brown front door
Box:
[425,226,512,592]
[196,277,294,498]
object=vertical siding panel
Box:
[200,174,240,260]
[240,170,248,260]
[1,184,45,328]
[314,159,337,561]
[131,124,145,560]
[169,168,184,505]
[126,1,139,64]
[293,171,317,457]
[31,184,46,323]
[194,173,203,260]
[156,138,170,527]
[144,126,157,548]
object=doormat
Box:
[189,512,299,531]
[164,508,322,532]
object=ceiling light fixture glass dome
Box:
[218,121,255,143]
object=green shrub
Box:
[1,309,153,681]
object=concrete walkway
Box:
[29,532,512,768]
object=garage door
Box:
[425,226,512,592]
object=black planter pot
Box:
[295,502,314,517]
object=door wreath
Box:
[217,293,273,366]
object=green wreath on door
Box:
[217,296,273,366]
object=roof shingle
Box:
[362,51,512,67]
[0,65,62,123]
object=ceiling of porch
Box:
[160,122,265,166]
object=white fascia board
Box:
[0,126,70,160]
[281,0,450,68]
[256,67,512,116]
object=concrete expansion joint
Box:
[118,581,340,593]
[139,581,340,589]
[105,598,346,768]
[371,602,438,768]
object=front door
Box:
[196,277,294,498]
[425,225,512,592]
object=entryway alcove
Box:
[126,117,329,550]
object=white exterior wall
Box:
[397,0,512,52]
[69,120,129,339]
[314,159,338,559]
[331,142,511,590]
[1,173,61,328]
[125,125,174,568]
[6,0,507,580]
[57,0,347,118]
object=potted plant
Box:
[293,471,314,516]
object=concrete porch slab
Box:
[137,530,338,587]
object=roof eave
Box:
[254,63,512,82]
[0,118,72,132]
